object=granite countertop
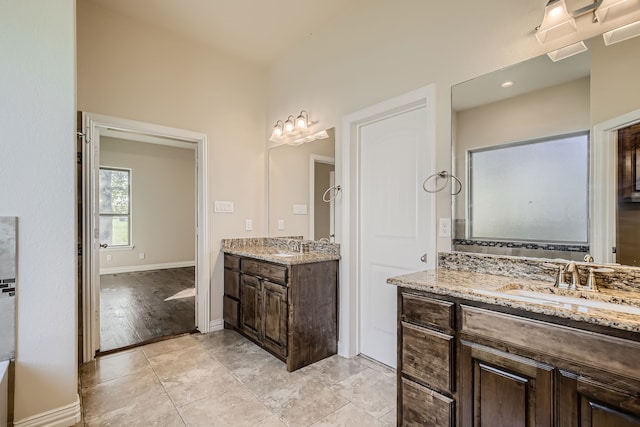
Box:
[388,268,640,334]
[223,245,340,266]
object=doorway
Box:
[339,85,436,367]
[616,122,640,266]
[309,155,335,241]
[81,113,210,362]
[98,135,197,352]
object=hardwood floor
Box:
[99,267,196,353]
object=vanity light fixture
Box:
[535,0,640,56]
[269,110,326,145]
[536,0,577,44]
[270,120,284,140]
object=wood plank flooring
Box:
[99,267,196,353]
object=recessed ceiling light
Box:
[500,81,514,88]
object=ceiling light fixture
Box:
[269,110,327,146]
[535,0,640,60]
[500,80,515,88]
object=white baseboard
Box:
[209,318,224,332]
[13,395,81,427]
[100,260,195,275]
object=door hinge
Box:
[77,129,91,144]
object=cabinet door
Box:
[557,370,640,427]
[240,274,261,341]
[262,280,288,357]
[401,377,454,427]
[460,341,554,427]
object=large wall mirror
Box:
[268,128,336,241]
[451,34,640,265]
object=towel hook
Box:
[423,171,462,195]
[322,185,341,202]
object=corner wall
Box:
[0,0,79,424]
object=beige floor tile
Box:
[297,355,368,386]
[379,408,397,426]
[331,368,396,418]
[148,345,222,382]
[261,376,349,427]
[355,355,396,378]
[193,329,249,352]
[82,369,176,424]
[252,415,287,426]
[84,397,185,427]
[311,403,388,427]
[141,334,200,358]
[80,348,150,388]
[163,364,242,407]
[211,344,280,381]
[177,383,273,427]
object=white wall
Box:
[100,137,196,271]
[77,0,267,324]
[0,0,79,424]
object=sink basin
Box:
[473,287,640,316]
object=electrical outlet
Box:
[106,254,112,262]
[245,219,253,231]
[278,219,285,230]
[439,218,451,238]
[139,252,145,259]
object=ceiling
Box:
[87,0,362,65]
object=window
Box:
[99,167,131,247]
[469,132,589,243]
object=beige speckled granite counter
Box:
[388,268,640,334]
[222,237,340,265]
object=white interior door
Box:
[359,104,433,368]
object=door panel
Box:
[359,105,433,368]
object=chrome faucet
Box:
[564,262,581,291]
[286,239,304,254]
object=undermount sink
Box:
[473,284,640,316]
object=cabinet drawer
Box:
[401,292,454,330]
[223,295,239,328]
[224,254,240,270]
[242,258,288,284]
[401,322,454,393]
[401,377,454,427]
[224,268,240,299]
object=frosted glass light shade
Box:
[546,41,588,61]
[536,0,577,43]
[595,0,639,23]
[602,20,640,44]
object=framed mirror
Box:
[451,34,640,265]
[268,128,336,241]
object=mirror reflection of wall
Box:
[268,128,335,240]
[452,35,640,263]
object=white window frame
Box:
[99,166,133,249]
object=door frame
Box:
[338,84,436,358]
[591,107,640,264]
[81,112,210,362]
[309,154,335,241]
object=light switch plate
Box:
[245,219,253,231]
[214,200,234,213]
[293,204,308,215]
[278,219,285,230]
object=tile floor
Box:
[79,329,397,426]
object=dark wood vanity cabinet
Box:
[397,288,640,427]
[223,253,338,371]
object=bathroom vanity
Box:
[389,253,640,427]
[222,238,340,371]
